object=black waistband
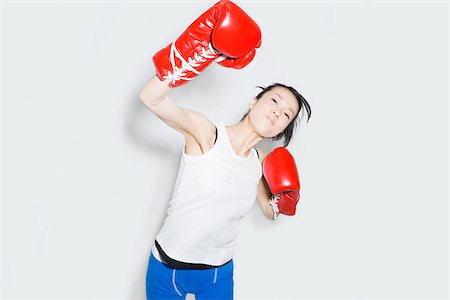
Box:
[154,239,232,270]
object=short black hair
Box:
[240,83,311,147]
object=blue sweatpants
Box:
[146,250,234,300]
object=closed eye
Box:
[285,113,290,119]
[272,98,277,103]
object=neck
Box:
[227,117,263,156]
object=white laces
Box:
[162,42,220,85]
[269,194,280,220]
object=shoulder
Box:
[185,110,216,136]
[184,110,217,149]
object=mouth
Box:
[266,115,274,125]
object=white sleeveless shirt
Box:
[152,120,262,266]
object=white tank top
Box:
[152,120,262,266]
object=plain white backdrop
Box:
[0,1,448,299]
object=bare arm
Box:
[255,149,276,220]
[139,75,214,145]
[139,75,172,107]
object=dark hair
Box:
[240,83,311,147]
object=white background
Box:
[0,1,448,299]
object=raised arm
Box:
[139,75,171,107]
[139,76,212,141]
[139,0,261,142]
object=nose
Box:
[272,110,279,118]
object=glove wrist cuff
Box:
[154,41,219,87]
[268,194,280,220]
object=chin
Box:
[262,131,278,139]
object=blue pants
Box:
[146,251,234,300]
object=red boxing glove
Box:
[262,147,301,219]
[153,0,261,88]
[215,48,259,69]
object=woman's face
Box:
[249,86,300,138]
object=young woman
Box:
[140,1,311,299]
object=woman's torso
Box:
[184,118,257,159]
[152,120,262,268]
